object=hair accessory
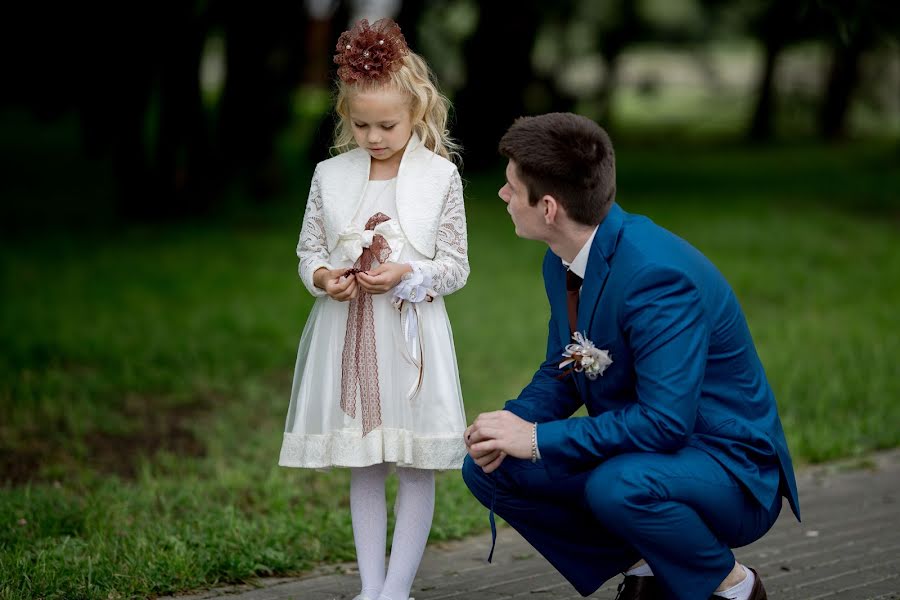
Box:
[334,18,408,84]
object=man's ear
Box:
[542,195,560,225]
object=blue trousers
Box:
[462,447,782,600]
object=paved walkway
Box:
[164,451,900,600]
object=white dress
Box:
[279,175,469,470]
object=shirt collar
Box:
[562,226,599,280]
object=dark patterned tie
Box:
[566,269,582,334]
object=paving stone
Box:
[162,450,900,600]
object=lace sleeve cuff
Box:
[391,263,435,303]
[300,261,333,297]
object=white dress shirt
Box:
[563,225,599,281]
[535,225,599,460]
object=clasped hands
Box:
[464,410,534,474]
[314,263,412,301]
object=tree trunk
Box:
[747,37,783,142]
[819,36,865,140]
[594,0,640,131]
[594,53,621,129]
[155,4,213,216]
[743,0,805,143]
[452,0,540,170]
[396,0,425,55]
[218,0,303,199]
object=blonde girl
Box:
[278,18,469,600]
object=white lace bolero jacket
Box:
[296,133,469,299]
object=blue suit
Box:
[463,204,800,600]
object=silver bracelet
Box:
[531,422,538,463]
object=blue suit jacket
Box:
[505,203,801,520]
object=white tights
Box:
[350,463,435,600]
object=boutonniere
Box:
[558,332,612,380]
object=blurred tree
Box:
[3,0,317,219]
[524,1,579,117]
[704,0,900,141]
[745,1,815,142]
[816,0,900,140]
[453,0,542,170]
[83,2,217,218]
[217,0,309,201]
[75,5,161,216]
[541,0,692,131]
[155,3,215,215]
[2,3,161,215]
[395,0,426,53]
[74,3,206,219]
[592,0,645,127]
[711,0,821,142]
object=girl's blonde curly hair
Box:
[332,51,461,166]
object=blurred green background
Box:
[1,1,899,598]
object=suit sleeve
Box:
[503,254,584,423]
[536,264,709,476]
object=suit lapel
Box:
[577,203,625,335]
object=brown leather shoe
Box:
[615,576,664,600]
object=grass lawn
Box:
[1,141,899,599]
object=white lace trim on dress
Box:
[279,428,465,471]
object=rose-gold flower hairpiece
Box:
[334,18,409,84]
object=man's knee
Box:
[584,457,657,526]
[461,455,493,507]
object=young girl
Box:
[278,18,469,600]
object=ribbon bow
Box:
[336,218,405,265]
[340,212,396,436]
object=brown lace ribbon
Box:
[340,212,393,436]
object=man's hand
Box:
[314,267,358,302]
[464,423,507,473]
[356,262,412,295]
[465,410,534,473]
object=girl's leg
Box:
[351,463,391,599]
[379,467,435,600]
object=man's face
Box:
[499,160,546,240]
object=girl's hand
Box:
[314,267,359,301]
[356,263,412,295]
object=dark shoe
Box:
[710,567,767,600]
[615,575,664,600]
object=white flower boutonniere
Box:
[559,332,612,380]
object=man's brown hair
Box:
[499,113,616,226]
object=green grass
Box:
[2,141,899,599]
